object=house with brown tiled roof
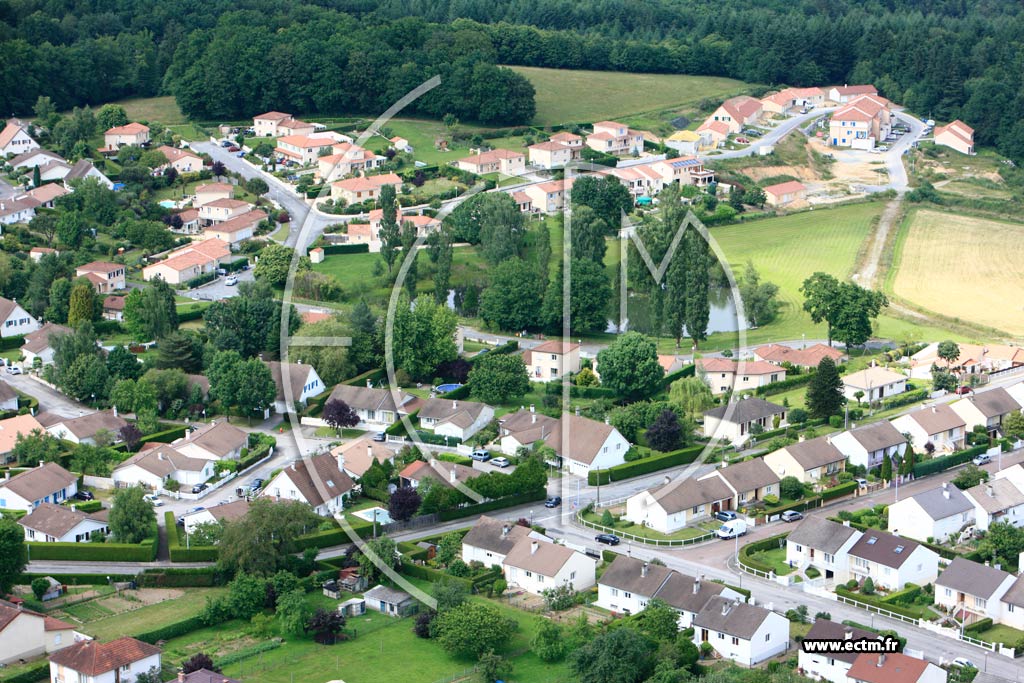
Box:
[0,194,39,225]
[418,397,494,441]
[27,182,70,208]
[202,209,266,248]
[527,140,577,169]
[523,340,580,382]
[75,261,125,293]
[0,119,39,156]
[950,387,1022,437]
[830,420,907,471]
[19,502,109,542]
[585,121,644,156]
[0,462,78,510]
[102,295,126,321]
[545,412,630,477]
[934,120,975,155]
[847,652,946,683]
[253,111,294,137]
[455,148,526,175]
[521,177,574,213]
[172,420,248,461]
[112,443,216,491]
[692,595,789,665]
[181,499,250,534]
[760,87,826,114]
[753,343,846,369]
[398,458,481,490]
[461,515,548,566]
[262,453,355,516]
[698,457,781,510]
[965,474,1024,532]
[156,145,203,174]
[317,142,386,182]
[48,636,161,683]
[330,173,403,205]
[275,134,338,165]
[696,357,786,395]
[497,407,560,455]
[10,148,63,170]
[0,598,78,664]
[0,414,47,462]
[502,535,596,595]
[103,122,150,149]
[44,410,127,445]
[625,471,733,534]
[697,119,731,146]
[332,437,395,480]
[841,366,907,403]
[935,557,1016,625]
[763,180,807,207]
[326,383,416,427]
[702,397,788,444]
[0,379,18,412]
[198,198,252,225]
[20,322,70,365]
[193,182,233,207]
[846,529,939,590]
[142,238,232,285]
[891,404,967,455]
[0,295,40,339]
[827,84,878,104]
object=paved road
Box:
[704,108,838,161]
[0,177,17,200]
[3,372,92,418]
[181,269,255,301]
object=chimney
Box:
[693,576,701,594]
[502,524,510,538]
[178,672,186,683]
[932,406,938,413]
[366,379,373,388]
[985,560,990,567]
[843,520,850,527]
[452,400,458,409]
[530,404,535,413]
[996,563,1002,571]
[158,453,166,461]
[942,481,948,490]
[943,488,950,500]
[798,434,806,443]
[844,627,853,640]
[721,601,731,616]
[449,468,457,484]
[291,462,297,471]
[71,504,76,512]
[641,562,649,578]
[532,413,537,424]
[877,654,886,668]
[531,541,539,555]
[987,485,994,497]
[663,475,671,485]
[605,416,610,425]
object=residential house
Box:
[103,122,150,149]
[48,637,162,683]
[523,340,581,381]
[510,190,533,213]
[704,96,764,134]
[521,178,573,214]
[887,483,974,543]
[142,238,232,284]
[262,454,355,516]
[276,118,317,137]
[325,383,417,427]
[549,131,583,149]
[908,342,1024,379]
[193,182,233,206]
[181,499,250,535]
[275,134,338,166]
[0,380,18,412]
[604,164,664,198]
[664,130,704,155]
[253,111,295,137]
[170,208,201,235]
[180,670,241,683]
[798,619,879,683]
[461,515,547,566]
[27,183,70,208]
[502,536,596,595]
[0,462,78,512]
[202,209,266,248]
[934,120,975,156]
[43,410,127,445]
[345,209,441,244]
[702,397,787,444]
[545,413,630,476]
[266,360,325,413]
[1008,381,1024,411]
[112,444,216,490]
[846,530,940,591]
[698,458,781,510]
[389,136,411,152]
[398,458,479,490]
[0,599,77,665]
[847,652,946,683]
[0,119,39,156]
[330,173,403,205]
[763,436,846,483]
[38,160,72,183]
[173,421,248,462]
[827,85,878,104]
[935,557,1015,625]
[527,141,575,169]
[363,585,417,617]
[157,145,203,174]
[658,355,687,375]
[497,407,560,454]
[696,357,786,396]
[332,438,395,480]
[0,296,40,338]
[753,343,846,369]
[785,516,861,582]
[999,575,1024,631]
[198,198,252,224]
[454,149,526,176]
[830,421,907,471]
[316,143,385,182]
[10,148,63,170]
[841,366,907,403]
[0,195,38,225]
[763,180,807,207]
[654,571,744,629]
[624,474,733,534]
[692,596,789,666]
[102,295,126,321]
[20,322,71,366]
[18,502,109,543]
[891,404,966,455]
[0,414,47,463]
[760,87,826,115]
[75,261,126,294]
[951,388,1022,436]
[418,398,494,441]
[965,478,1024,532]
[697,120,731,147]
[585,121,645,156]
[829,95,891,149]
[29,247,59,262]
[650,156,716,187]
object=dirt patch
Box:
[132,588,185,605]
[740,165,818,182]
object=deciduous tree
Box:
[468,354,530,404]
[595,332,664,400]
[479,258,543,332]
[388,486,421,522]
[0,517,27,594]
[109,486,156,543]
[435,602,515,658]
[569,627,656,683]
[323,399,359,434]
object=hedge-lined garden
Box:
[166,511,218,562]
[588,444,703,485]
[26,536,158,562]
[739,534,789,574]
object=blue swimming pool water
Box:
[158,200,176,208]
[351,507,393,525]
[435,383,463,394]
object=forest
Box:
[1,0,1023,159]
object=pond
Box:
[607,287,748,336]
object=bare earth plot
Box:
[892,209,1024,336]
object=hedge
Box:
[26,537,157,562]
[587,445,703,485]
[224,257,250,273]
[320,243,370,255]
[343,368,388,387]
[417,430,463,447]
[183,271,218,289]
[93,320,123,336]
[438,488,547,521]
[165,511,219,562]
[0,662,50,683]
[881,388,930,410]
[763,496,822,516]
[441,384,472,399]
[881,583,922,606]
[0,335,25,351]
[435,452,472,465]
[137,567,222,587]
[66,500,103,513]
[662,364,696,388]
[821,481,858,501]
[399,561,474,591]
[912,444,989,477]
[739,534,788,574]
[834,586,923,619]
[294,517,376,550]
[141,425,189,445]
[397,541,430,562]
[237,436,275,471]
[177,305,207,323]
[754,373,817,396]
[18,572,133,585]
[136,615,207,644]
[410,528,471,547]
[964,617,994,635]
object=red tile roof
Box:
[48,637,160,675]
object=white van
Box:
[716,519,748,539]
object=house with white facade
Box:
[461,515,548,566]
[172,421,248,461]
[763,436,846,484]
[891,404,966,455]
[798,619,880,683]
[0,195,39,225]
[75,261,126,294]
[966,476,1024,532]
[934,120,975,156]
[887,482,974,543]
[417,398,494,441]
[262,454,355,516]
[935,557,1016,626]
[703,397,788,444]
[49,637,162,683]
[546,412,630,477]
[692,596,789,666]
[698,458,780,510]
[847,530,940,591]
[454,149,526,176]
[502,536,596,596]
[398,458,481,491]
[0,463,78,512]
[332,438,395,480]
[19,322,71,367]
[142,238,232,285]
[266,360,325,413]
[0,119,39,157]
[181,499,250,535]
[497,407,559,455]
[624,474,733,534]
[842,366,907,403]
[0,296,40,339]
[0,380,18,412]
[112,444,216,491]
[103,122,150,149]
[325,383,417,427]
[527,141,576,169]
[0,414,46,464]
[42,410,127,445]
[523,340,581,381]
[786,516,861,583]
[0,599,78,665]
[999,576,1024,631]
[19,502,109,543]
[586,121,644,156]
[951,388,1022,437]
[330,173,403,205]
[696,358,786,396]
[830,421,907,471]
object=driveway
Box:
[705,108,838,161]
[3,372,91,418]
[181,269,254,301]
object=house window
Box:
[570,571,576,580]
[1010,604,1016,613]
[977,598,987,609]
[731,637,739,645]
[765,633,771,642]
[693,506,699,514]
[624,592,632,599]
[611,588,619,597]
[795,545,802,553]
[718,633,724,640]
[538,576,545,584]
[525,571,532,578]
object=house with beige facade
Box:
[841,366,907,403]
[142,238,231,284]
[891,404,966,454]
[454,148,526,175]
[330,173,403,205]
[934,120,975,155]
[523,340,581,381]
[585,121,644,156]
[696,357,786,396]
[950,388,1022,437]
[316,143,385,181]
[75,261,126,293]
[763,180,806,207]
[202,209,266,248]
[763,435,846,483]
[275,134,338,165]
[935,557,1016,626]
[103,122,150,149]
[0,600,78,665]
[527,141,577,169]
[702,397,787,444]
[157,145,203,173]
[704,96,763,134]
[502,536,596,596]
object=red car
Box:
[227,145,240,152]
[955,386,972,395]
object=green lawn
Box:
[581,510,717,542]
[508,66,752,127]
[974,623,1024,647]
[109,95,189,125]
[748,546,795,575]
[60,588,227,642]
[380,119,495,167]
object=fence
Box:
[736,557,774,580]
[575,509,714,547]
[835,592,920,626]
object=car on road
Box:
[716,519,748,539]
[225,275,238,286]
[143,494,163,506]
[951,658,976,670]
[715,510,737,522]
[735,137,750,144]
[191,483,209,494]
[249,478,264,491]
[855,478,869,488]
[781,510,803,522]
[220,140,232,148]
[372,432,386,442]
[177,506,205,525]
[877,145,890,152]
[544,496,562,508]
[237,151,245,157]
[955,385,972,395]
[469,450,491,462]
[74,490,95,501]
[972,454,992,466]
[491,457,511,468]
[226,145,240,153]
[5,365,21,375]
[595,534,620,545]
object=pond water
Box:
[607,287,748,336]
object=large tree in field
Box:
[468,354,530,404]
[738,261,782,328]
[805,356,844,419]
[391,294,457,382]
[217,498,320,576]
[595,332,664,400]
[937,340,961,367]
[477,194,526,265]
[0,517,27,594]
[569,205,609,264]
[569,627,656,683]
[479,258,543,332]
[109,486,156,543]
[800,272,841,346]
[378,184,400,273]
[570,175,632,233]
[831,283,888,348]
[435,602,516,658]
[123,279,178,342]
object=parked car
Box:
[226,145,240,153]
[143,494,163,506]
[595,534,621,545]
[855,478,869,488]
[716,519,748,539]
[955,385,972,395]
[220,140,232,148]
[191,483,209,494]
[781,510,803,522]
[6,365,21,375]
[952,658,976,670]
[177,506,205,525]
[544,496,562,508]
[237,151,245,158]
[469,450,491,462]
[74,490,95,501]
[972,454,992,466]
[225,275,239,286]
[249,478,264,491]
[715,510,738,522]
[372,432,386,442]
[491,457,511,468]
[735,137,750,144]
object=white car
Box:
[225,275,239,286]
[951,658,976,669]
[144,494,163,506]
[490,457,511,468]
[5,365,21,375]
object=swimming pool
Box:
[435,383,463,394]
[158,200,177,209]
[351,507,393,525]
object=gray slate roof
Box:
[966,478,1024,514]
[781,436,845,469]
[848,530,924,569]
[909,484,973,520]
[1001,576,1024,608]
[598,554,674,598]
[847,420,907,451]
[704,397,786,424]
[961,388,1021,418]
[786,516,859,555]
[461,515,534,556]
[692,596,773,639]
[648,474,733,514]
[713,458,780,494]
[653,572,730,614]
[364,584,414,605]
[936,557,1014,600]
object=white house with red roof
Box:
[193,182,233,207]
[103,122,150,149]
[75,261,126,293]
[203,209,266,248]
[696,358,787,395]
[697,119,731,146]
[317,142,385,181]
[522,178,574,213]
[142,238,231,284]
[760,87,826,114]
[275,134,340,166]
[198,198,253,225]
[455,148,526,175]
[585,121,644,156]
[156,145,203,174]
[829,94,892,149]
[934,120,975,155]
[330,173,403,205]
[253,111,300,137]
[0,119,39,157]
[524,340,581,381]
[528,140,577,169]
[0,599,79,664]
[763,180,807,207]
[827,84,878,104]
[704,96,763,134]
[49,636,162,683]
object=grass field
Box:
[110,96,189,125]
[507,66,751,127]
[62,588,227,642]
[891,209,1024,337]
